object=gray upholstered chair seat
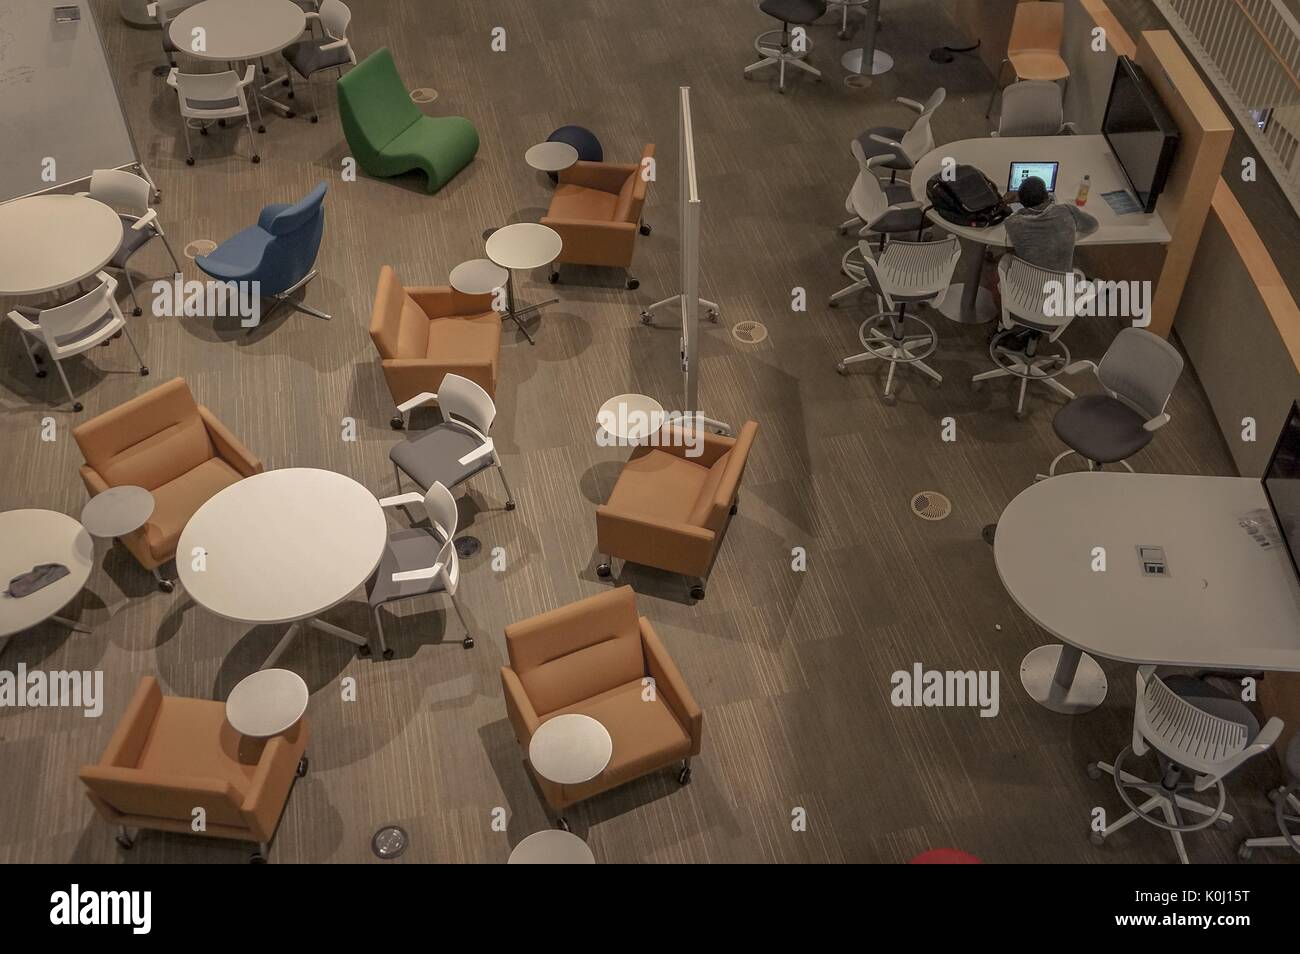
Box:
[760,0,826,23]
[1052,394,1152,464]
[389,423,494,491]
[110,215,154,267]
[283,38,352,78]
[366,526,449,606]
[855,126,910,170]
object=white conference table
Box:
[910,135,1172,324]
[177,468,388,667]
[0,510,95,643]
[995,472,1300,715]
[0,195,124,296]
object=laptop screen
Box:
[1008,161,1060,194]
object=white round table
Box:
[0,510,95,639]
[528,713,613,785]
[484,223,564,346]
[0,196,123,296]
[177,468,388,667]
[225,668,309,737]
[508,829,596,864]
[169,0,306,61]
[80,486,155,539]
[525,141,579,174]
[449,258,508,297]
[597,393,666,444]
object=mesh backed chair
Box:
[1088,667,1282,864]
[854,88,945,183]
[7,274,148,412]
[1239,734,1300,859]
[744,0,829,93]
[389,373,515,511]
[196,183,330,323]
[971,256,1088,418]
[832,236,962,403]
[838,141,928,246]
[993,80,1077,137]
[986,2,1069,118]
[283,0,355,123]
[167,66,260,165]
[1043,327,1184,476]
[368,481,473,656]
[80,169,182,317]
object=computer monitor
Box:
[1263,400,1300,583]
[1008,161,1059,194]
[1102,57,1181,214]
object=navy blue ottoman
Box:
[546,125,603,183]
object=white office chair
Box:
[971,256,1089,418]
[368,481,474,657]
[838,141,928,245]
[7,273,148,412]
[855,88,945,183]
[79,169,182,317]
[282,0,356,122]
[167,66,261,165]
[1239,734,1300,859]
[146,0,201,73]
[832,235,962,403]
[1088,667,1282,864]
[389,374,516,510]
[992,80,1078,137]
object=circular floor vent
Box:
[184,239,217,259]
[410,88,439,104]
[371,825,409,859]
[731,320,768,344]
[911,491,952,521]
[454,535,481,559]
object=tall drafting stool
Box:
[744,0,829,93]
[832,235,962,403]
[1088,667,1282,864]
[1238,734,1300,859]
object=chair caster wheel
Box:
[1015,409,1027,420]
[157,578,175,593]
[462,636,474,649]
[678,766,692,785]
[357,644,372,657]
[140,367,150,376]
[504,500,516,511]
[729,502,738,515]
[72,401,84,412]
[36,369,47,378]
[382,648,394,659]
[1214,817,1231,831]
[257,125,266,134]
[971,380,982,392]
[639,224,651,236]
[286,88,294,96]
[1238,843,1253,860]
[296,756,309,777]
[252,155,261,164]
[744,71,753,81]
[640,311,653,324]
[199,126,208,136]
[596,563,611,578]
[1086,762,1101,780]
[556,817,571,832]
[115,833,135,850]
[249,851,267,864]
[828,299,839,308]
[708,310,719,322]
[778,86,787,95]
[132,306,143,316]
[390,415,405,430]
[1089,831,1105,846]
[689,584,705,600]
[837,30,850,40]
[882,393,897,406]
[548,271,559,284]
[929,378,942,390]
[186,157,195,166]
[835,362,846,375]
[311,116,319,124]
[285,111,296,119]
[626,278,640,290]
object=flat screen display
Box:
[1102,58,1180,213]
[1008,161,1059,194]
[1263,401,1300,583]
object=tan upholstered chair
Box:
[79,676,309,862]
[500,587,702,822]
[73,377,262,592]
[369,264,502,428]
[542,144,655,289]
[597,420,759,599]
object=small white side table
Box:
[508,829,596,864]
[81,486,155,539]
[525,141,579,174]
[597,393,666,445]
[485,223,564,346]
[225,668,310,737]
[528,713,613,785]
[449,258,508,297]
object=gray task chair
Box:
[854,88,945,182]
[80,169,183,317]
[992,80,1077,137]
[368,481,474,656]
[1088,667,1282,864]
[1239,734,1300,859]
[744,0,829,93]
[1043,327,1184,476]
[282,0,356,123]
[838,140,928,246]
[390,373,516,510]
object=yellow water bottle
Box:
[1076,175,1091,207]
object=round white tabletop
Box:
[449,258,508,296]
[177,468,388,625]
[528,713,613,785]
[225,668,309,737]
[80,486,155,539]
[597,393,666,443]
[486,223,564,271]
[170,0,306,61]
[525,141,579,173]
[0,510,95,638]
[508,829,596,864]
[0,196,123,296]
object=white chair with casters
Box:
[838,141,929,246]
[282,0,356,123]
[832,235,961,404]
[7,274,149,413]
[146,0,200,73]
[367,481,474,657]
[79,169,182,317]
[744,0,828,93]
[1239,734,1300,859]
[1088,667,1283,865]
[854,88,945,183]
[389,374,516,510]
[992,80,1077,137]
[1041,327,1184,477]
[166,66,261,165]
[971,256,1087,418]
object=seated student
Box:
[1002,175,1099,271]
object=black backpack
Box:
[926,165,1011,228]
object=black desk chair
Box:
[743,0,829,93]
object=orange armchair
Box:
[500,586,702,818]
[79,677,309,862]
[73,377,262,591]
[542,143,655,289]
[369,264,502,427]
[597,420,759,599]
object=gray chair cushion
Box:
[110,215,153,267]
[367,526,448,607]
[760,0,828,23]
[283,39,352,79]
[390,423,493,492]
[1052,393,1152,464]
[856,126,911,171]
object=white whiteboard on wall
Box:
[0,1,141,201]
